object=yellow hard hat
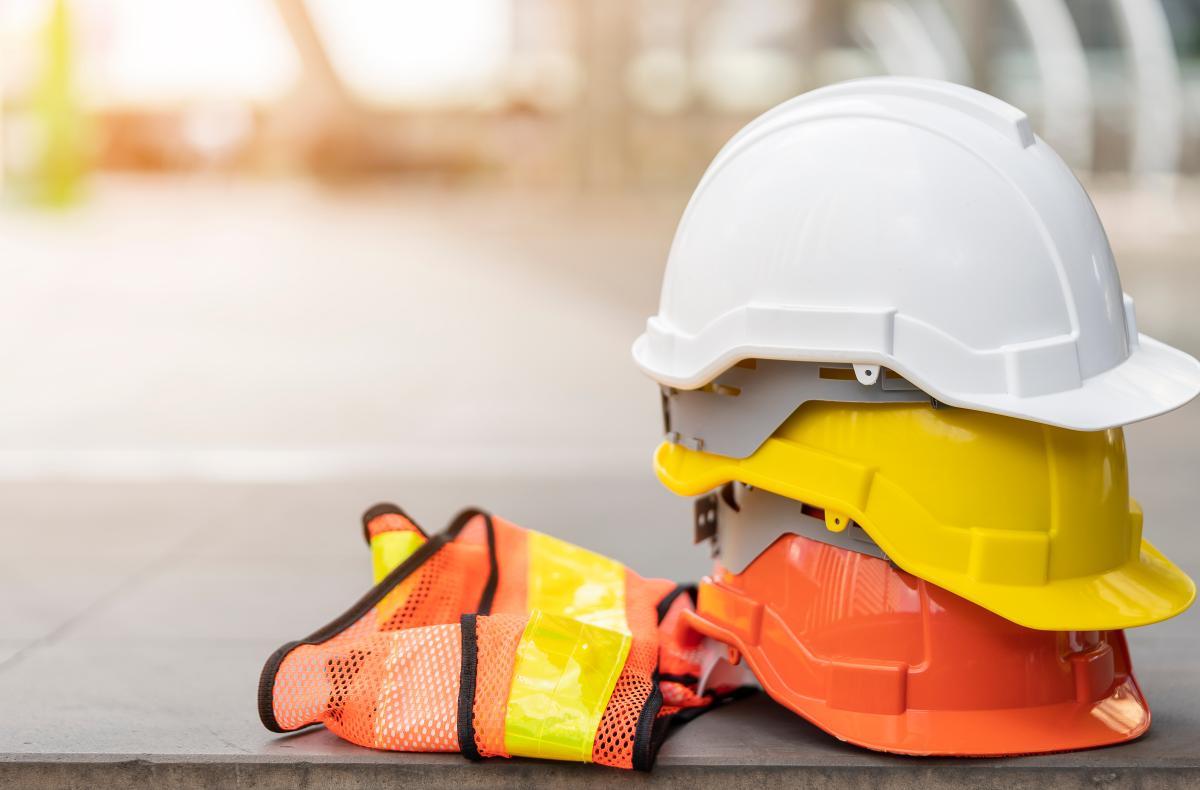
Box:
[655,401,1194,631]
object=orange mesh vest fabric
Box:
[258,504,747,770]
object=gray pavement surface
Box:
[1,401,1199,788]
[0,177,1197,483]
[1,179,1198,786]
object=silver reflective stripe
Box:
[715,483,888,574]
[664,360,929,459]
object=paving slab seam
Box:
[0,515,228,675]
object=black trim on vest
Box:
[631,676,665,771]
[636,685,759,770]
[258,507,497,734]
[360,501,427,545]
[655,584,697,624]
[673,685,758,726]
[457,613,482,759]
[630,583,757,770]
[630,584,701,769]
[477,512,499,615]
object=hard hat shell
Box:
[655,401,1195,631]
[633,77,1200,430]
[683,531,1149,756]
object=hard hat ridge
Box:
[634,77,1200,430]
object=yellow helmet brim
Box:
[655,440,1195,630]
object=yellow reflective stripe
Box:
[503,610,632,762]
[525,531,630,634]
[371,530,426,626]
[371,530,425,584]
[502,533,633,762]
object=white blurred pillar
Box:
[1008,0,1094,173]
[1112,0,1183,191]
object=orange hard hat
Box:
[683,530,1149,756]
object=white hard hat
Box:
[633,77,1200,431]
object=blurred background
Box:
[0,0,1198,487]
[3,3,1200,764]
[4,3,1200,761]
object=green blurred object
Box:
[30,0,87,207]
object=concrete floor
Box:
[0,400,1198,787]
[0,179,1198,785]
[0,177,1197,482]
[0,178,685,481]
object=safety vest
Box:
[258,504,750,770]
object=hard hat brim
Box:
[683,527,1151,756]
[950,333,1200,431]
[683,608,1149,756]
[655,441,1197,631]
[635,330,1200,432]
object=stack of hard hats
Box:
[633,77,1200,756]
